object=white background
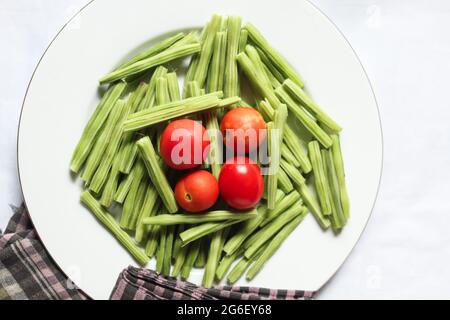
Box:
[1,0,449,299]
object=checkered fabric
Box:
[111,266,314,300]
[0,205,87,300]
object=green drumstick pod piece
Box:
[80,191,148,266]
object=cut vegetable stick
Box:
[262,172,269,200]
[224,16,242,98]
[144,209,257,225]
[181,240,201,280]
[239,29,248,53]
[114,176,132,204]
[227,245,266,284]
[296,182,331,230]
[204,110,222,179]
[227,258,251,284]
[128,94,239,130]
[124,93,239,131]
[207,32,227,93]
[162,225,175,276]
[217,226,230,259]
[144,230,158,257]
[136,136,178,213]
[156,76,170,105]
[209,227,231,271]
[256,98,274,120]
[262,190,302,227]
[80,191,148,265]
[120,175,144,230]
[118,82,149,174]
[246,45,272,89]
[216,248,244,281]
[154,75,171,154]
[246,212,305,280]
[267,104,288,209]
[166,72,181,102]
[237,52,281,108]
[118,139,143,178]
[203,230,223,288]
[81,97,125,184]
[330,135,350,219]
[217,31,228,93]
[255,46,285,85]
[183,54,199,98]
[309,141,332,216]
[275,188,286,201]
[117,32,185,70]
[220,16,228,31]
[206,32,225,92]
[99,156,121,208]
[120,168,146,230]
[145,220,161,258]
[281,144,300,168]
[144,202,162,253]
[223,205,267,256]
[185,23,206,89]
[258,99,311,173]
[264,121,274,200]
[172,31,200,47]
[194,238,207,268]
[131,179,148,228]
[262,63,282,89]
[320,148,334,220]
[156,225,167,274]
[122,81,145,114]
[172,224,185,259]
[132,81,150,110]
[277,166,294,194]
[135,185,159,243]
[114,159,145,204]
[194,15,222,88]
[243,213,294,252]
[237,28,249,93]
[280,158,305,186]
[218,97,241,107]
[180,220,242,247]
[283,79,342,132]
[275,87,332,148]
[100,43,201,84]
[128,91,222,119]
[139,66,168,111]
[323,149,346,230]
[172,239,189,277]
[91,102,135,195]
[244,205,307,259]
[70,82,126,173]
[244,22,304,87]
[283,126,312,174]
[187,80,202,98]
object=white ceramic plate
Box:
[18,0,382,299]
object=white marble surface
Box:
[1,0,450,299]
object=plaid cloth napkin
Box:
[0,205,87,299]
[0,205,314,300]
[111,267,313,300]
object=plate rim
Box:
[16,0,384,299]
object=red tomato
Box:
[160,119,210,170]
[218,157,264,210]
[220,107,267,154]
[175,170,219,213]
